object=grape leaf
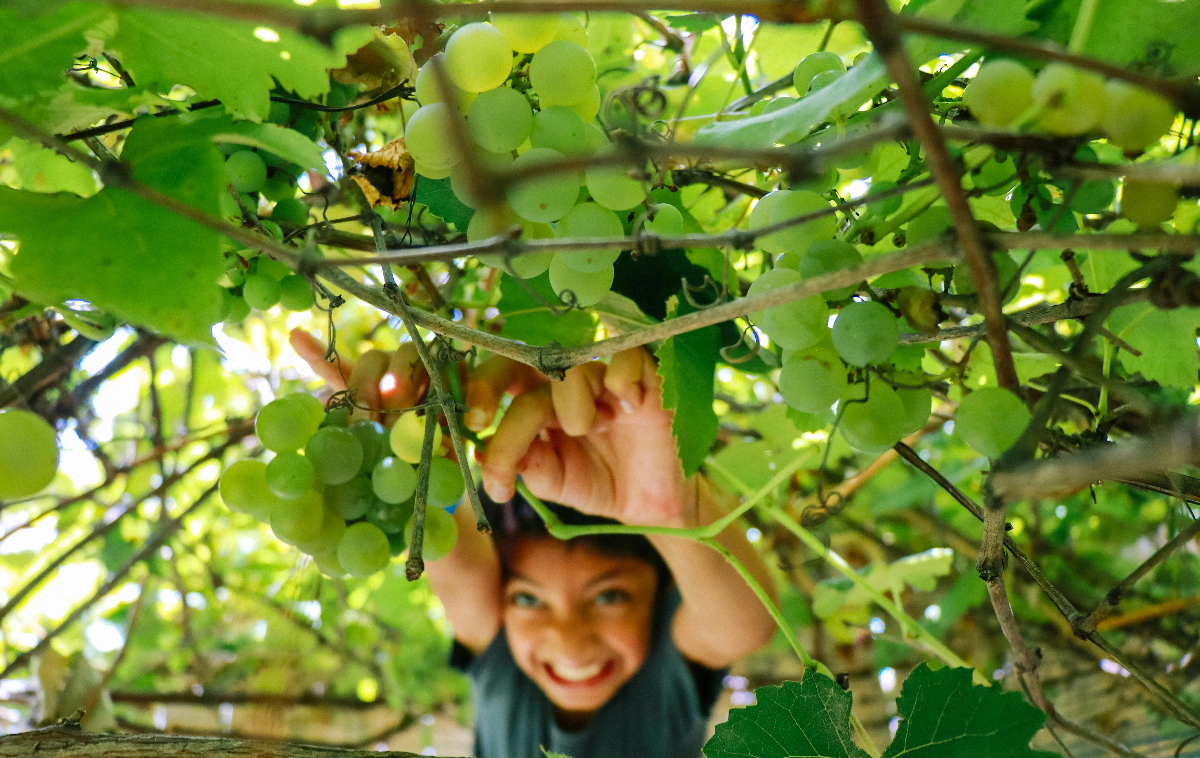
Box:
[662,13,722,32]
[5,137,99,195]
[211,121,325,171]
[812,548,954,618]
[1038,0,1200,76]
[902,0,1038,65]
[0,117,226,344]
[703,672,870,758]
[415,175,474,230]
[0,3,108,99]
[656,298,719,477]
[497,273,597,348]
[109,9,372,121]
[1108,304,1200,390]
[882,664,1056,758]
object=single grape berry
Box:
[242,273,281,311]
[1031,63,1105,136]
[0,409,58,499]
[778,356,845,413]
[256,396,322,452]
[644,204,684,237]
[548,255,614,308]
[554,203,625,272]
[405,507,459,561]
[745,268,829,350]
[427,456,466,508]
[305,427,364,485]
[800,240,863,300]
[530,40,596,106]
[955,387,1030,458]
[226,150,268,193]
[1120,181,1179,227]
[278,275,314,311]
[219,459,277,520]
[296,508,347,557]
[839,383,906,455]
[1101,80,1177,152]
[265,451,316,500]
[467,86,534,153]
[962,60,1034,128]
[271,197,309,226]
[391,412,442,464]
[325,475,374,520]
[585,144,645,212]
[339,521,392,577]
[792,51,844,93]
[373,456,418,504]
[269,489,325,545]
[831,300,900,367]
[444,23,513,93]
[348,420,388,474]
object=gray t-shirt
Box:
[450,586,726,758]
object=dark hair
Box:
[481,486,672,590]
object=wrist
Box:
[626,476,707,530]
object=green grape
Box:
[325,475,374,520]
[962,60,1034,128]
[569,85,602,122]
[807,69,843,93]
[225,150,267,193]
[748,191,786,253]
[839,383,906,455]
[224,295,251,324]
[778,356,845,413]
[256,396,322,452]
[865,180,902,216]
[415,54,475,111]
[445,23,513,93]
[369,497,415,535]
[1101,80,1177,151]
[745,268,828,350]
[548,255,613,307]
[242,273,281,311]
[391,412,441,464]
[261,171,296,203]
[554,203,624,272]
[955,387,1030,458]
[373,456,418,504]
[800,239,863,300]
[348,420,387,473]
[1032,63,1105,136]
[258,220,284,242]
[269,489,325,545]
[531,105,587,154]
[265,451,315,500]
[271,197,308,226]
[267,100,291,124]
[507,148,579,223]
[896,386,932,435]
[490,11,558,53]
[404,506,459,561]
[0,409,58,499]
[219,460,276,520]
[582,122,609,154]
[451,149,514,209]
[1068,180,1116,215]
[467,86,534,153]
[470,207,556,278]
[313,548,347,578]
[414,160,451,180]
[953,252,1021,302]
[906,207,952,247]
[338,521,392,577]
[762,96,797,115]
[255,256,291,280]
[585,145,644,211]
[1120,181,1179,227]
[760,190,837,256]
[284,393,323,430]
[297,508,347,556]
[321,406,351,428]
[645,203,683,236]
[219,189,251,218]
[530,40,596,106]
[427,456,466,508]
[554,13,588,47]
[831,301,899,367]
[789,166,838,195]
[792,51,844,93]
[305,427,364,485]
[278,275,314,311]
[405,103,464,172]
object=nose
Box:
[542,612,600,664]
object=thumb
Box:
[289,328,351,390]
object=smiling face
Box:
[502,537,659,724]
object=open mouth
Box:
[544,659,616,688]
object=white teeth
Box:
[550,661,604,682]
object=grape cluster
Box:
[963,60,1182,227]
[220,252,314,325]
[0,409,59,500]
[404,15,645,308]
[219,395,461,577]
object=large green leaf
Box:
[109,9,371,121]
[0,3,108,99]
[1033,0,1200,76]
[1108,304,1200,390]
[0,117,226,343]
[497,273,598,348]
[655,299,719,477]
[415,175,474,231]
[812,548,955,618]
[694,54,887,148]
[882,665,1056,758]
[703,672,870,758]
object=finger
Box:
[348,350,390,421]
[480,384,557,502]
[289,328,351,390]
[603,348,647,412]
[379,341,430,414]
[638,348,663,397]
[464,356,546,432]
[551,362,604,437]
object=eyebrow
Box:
[508,567,630,590]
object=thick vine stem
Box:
[405,407,439,581]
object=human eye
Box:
[509,591,542,608]
[594,588,630,606]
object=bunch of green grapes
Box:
[220,253,314,324]
[0,409,60,500]
[218,396,463,578]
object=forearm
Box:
[423,503,503,653]
[644,476,779,666]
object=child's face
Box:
[503,537,658,720]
